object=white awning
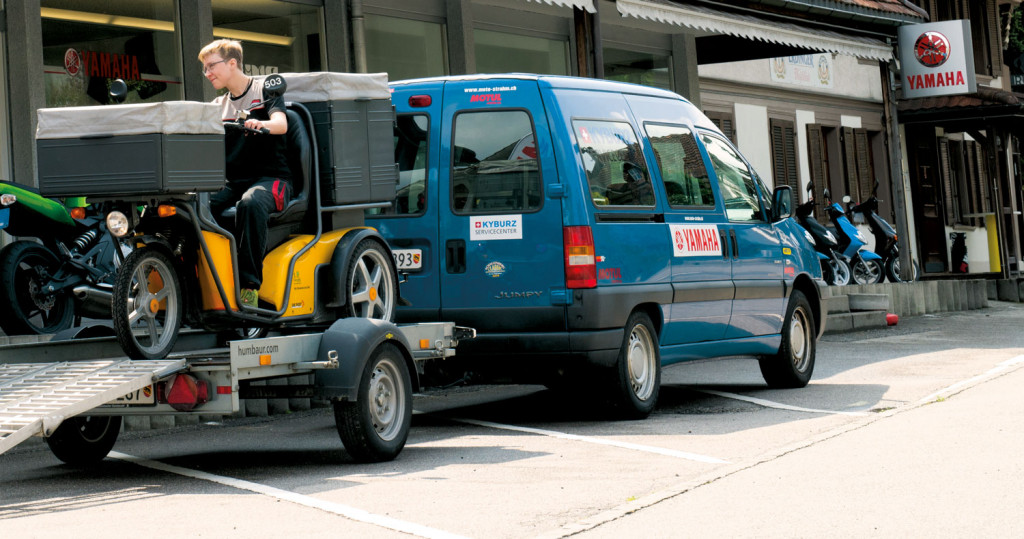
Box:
[616,0,894,62]
[528,0,596,13]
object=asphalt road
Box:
[3,302,1024,538]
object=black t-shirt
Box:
[213,74,291,184]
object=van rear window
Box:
[573,120,655,207]
[451,110,542,214]
[645,124,715,209]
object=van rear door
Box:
[437,79,566,332]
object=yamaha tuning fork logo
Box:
[914,31,951,68]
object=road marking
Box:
[693,389,871,416]
[918,354,1024,404]
[453,418,729,464]
[108,451,470,539]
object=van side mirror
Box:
[773,185,793,221]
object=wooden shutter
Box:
[841,126,860,203]
[938,137,956,225]
[706,111,736,143]
[986,0,1003,76]
[770,119,800,202]
[853,129,874,203]
[974,140,991,215]
[806,124,828,212]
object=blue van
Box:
[368,74,826,418]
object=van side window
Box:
[645,124,715,208]
[701,133,765,222]
[374,113,429,216]
[573,120,655,207]
[451,110,542,214]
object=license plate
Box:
[113,385,155,405]
[0,207,9,230]
[392,249,422,271]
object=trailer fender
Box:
[314,317,417,401]
[325,228,395,308]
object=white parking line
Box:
[453,418,729,464]
[918,354,1024,404]
[108,451,470,539]
[693,389,871,416]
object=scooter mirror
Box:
[109,79,128,104]
[842,195,851,203]
[262,74,287,100]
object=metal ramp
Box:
[0,359,184,456]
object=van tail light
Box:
[564,226,596,289]
[409,95,432,107]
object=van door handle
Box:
[720,229,729,259]
[446,239,466,274]
[729,229,739,258]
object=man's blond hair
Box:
[199,39,243,66]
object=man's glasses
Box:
[202,59,226,74]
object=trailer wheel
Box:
[759,290,816,388]
[112,249,182,359]
[46,415,121,465]
[333,342,412,462]
[344,239,397,321]
[607,311,660,419]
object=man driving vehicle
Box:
[198,39,290,308]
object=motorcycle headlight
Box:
[106,211,131,237]
[0,194,16,206]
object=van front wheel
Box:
[759,290,815,388]
[608,311,660,419]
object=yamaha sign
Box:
[898,20,977,99]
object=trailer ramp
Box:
[0,359,184,456]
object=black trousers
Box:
[210,177,291,289]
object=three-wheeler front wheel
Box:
[112,249,182,359]
[333,342,412,463]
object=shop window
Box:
[451,110,542,214]
[603,48,671,90]
[212,0,321,75]
[645,123,715,208]
[701,133,765,222]
[704,111,736,143]
[770,118,800,203]
[41,0,182,107]
[474,29,569,75]
[366,15,446,81]
[574,120,655,207]
[938,137,992,227]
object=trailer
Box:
[0,318,473,464]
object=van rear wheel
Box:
[759,290,815,388]
[607,311,660,419]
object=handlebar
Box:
[224,122,270,136]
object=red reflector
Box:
[217,386,232,395]
[163,374,209,412]
[409,95,432,107]
[564,226,596,289]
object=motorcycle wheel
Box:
[343,239,398,321]
[885,257,920,283]
[852,258,885,285]
[828,258,851,286]
[0,241,74,335]
[112,249,182,359]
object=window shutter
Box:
[986,0,1003,76]
[853,129,874,203]
[770,119,800,202]
[938,137,956,225]
[806,124,827,213]
[974,140,991,215]
[841,126,859,203]
[706,111,736,143]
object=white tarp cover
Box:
[36,101,223,140]
[617,0,894,62]
[527,0,595,13]
[280,72,391,102]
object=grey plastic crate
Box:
[304,99,398,206]
[37,133,225,197]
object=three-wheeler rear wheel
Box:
[333,342,412,463]
[46,415,122,466]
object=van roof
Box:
[390,73,690,104]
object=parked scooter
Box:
[794,184,851,286]
[823,190,885,285]
[848,183,918,282]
